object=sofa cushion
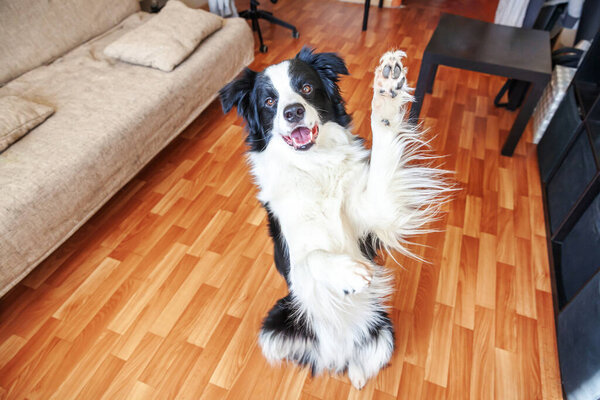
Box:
[104,0,223,72]
[0,0,140,85]
[0,96,54,152]
[0,13,254,297]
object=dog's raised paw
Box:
[372,50,413,126]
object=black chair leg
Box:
[255,19,267,52]
[362,0,372,31]
[426,64,438,94]
[256,10,298,37]
[240,1,299,52]
[363,0,384,31]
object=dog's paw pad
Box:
[374,52,409,99]
[372,50,412,124]
[396,77,406,91]
[382,64,391,78]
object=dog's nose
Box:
[283,103,305,123]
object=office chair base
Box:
[240,4,299,53]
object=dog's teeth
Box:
[393,64,401,79]
[382,65,391,78]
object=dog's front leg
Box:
[290,250,373,296]
[363,51,415,228]
[369,50,414,184]
[350,50,447,256]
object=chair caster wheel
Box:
[260,44,268,53]
[292,30,299,39]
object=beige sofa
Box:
[0,0,254,296]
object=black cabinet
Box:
[538,34,600,308]
[538,86,582,182]
[560,193,600,302]
[557,272,600,400]
[537,32,600,400]
[546,128,597,234]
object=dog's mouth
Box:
[282,124,319,151]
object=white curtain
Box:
[494,0,530,27]
[208,0,238,17]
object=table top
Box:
[425,14,552,78]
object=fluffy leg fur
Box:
[259,295,317,368]
[348,314,395,389]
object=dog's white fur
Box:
[250,51,448,388]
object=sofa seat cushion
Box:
[0,12,254,296]
[0,96,54,151]
[104,0,223,72]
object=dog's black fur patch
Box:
[264,203,291,286]
[261,294,317,371]
[290,48,352,129]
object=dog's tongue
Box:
[290,127,312,145]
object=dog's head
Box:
[219,47,351,152]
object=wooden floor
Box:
[0,1,563,399]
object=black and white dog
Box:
[219,48,446,389]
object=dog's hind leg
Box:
[259,295,317,369]
[347,314,395,390]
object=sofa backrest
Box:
[0,0,140,85]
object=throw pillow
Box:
[0,96,54,152]
[104,0,223,72]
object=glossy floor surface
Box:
[0,0,562,399]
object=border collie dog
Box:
[220,48,447,389]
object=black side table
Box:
[409,14,552,156]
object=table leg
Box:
[501,82,545,156]
[409,59,436,123]
[426,64,438,94]
[362,0,371,31]
[378,0,384,7]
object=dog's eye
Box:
[302,84,312,94]
[265,97,275,107]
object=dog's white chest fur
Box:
[250,122,395,377]
[249,122,367,260]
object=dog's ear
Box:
[219,68,258,116]
[219,68,262,143]
[295,46,349,82]
[296,47,352,127]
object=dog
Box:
[219,47,447,389]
